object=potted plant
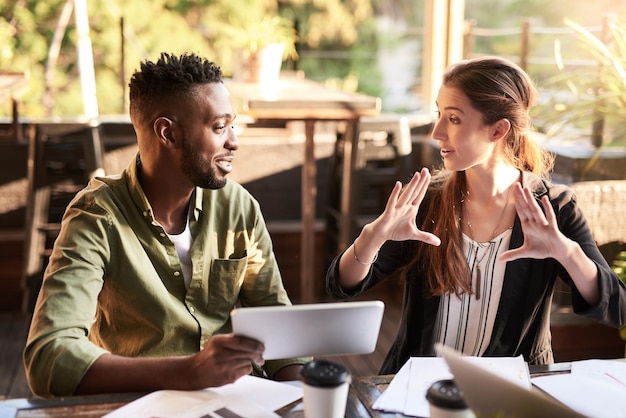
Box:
[215,14,298,84]
[533,16,626,182]
[536,16,626,148]
[609,251,626,345]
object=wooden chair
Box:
[325,114,433,267]
[551,180,626,360]
[21,120,105,313]
[554,180,626,306]
[570,180,626,265]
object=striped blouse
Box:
[433,228,513,355]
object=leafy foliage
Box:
[0,0,374,117]
[535,17,626,147]
[613,251,626,283]
[612,250,626,339]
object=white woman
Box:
[326,56,626,374]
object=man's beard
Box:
[180,139,227,189]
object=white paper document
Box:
[103,375,303,418]
[531,359,626,418]
[372,355,529,417]
[372,357,452,416]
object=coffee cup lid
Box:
[426,379,468,410]
[300,360,351,387]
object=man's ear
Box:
[492,118,511,142]
[153,116,177,149]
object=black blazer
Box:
[326,171,626,374]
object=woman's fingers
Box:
[398,167,430,206]
[513,183,532,223]
[514,184,549,226]
[415,230,441,246]
[541,195,556,226]
[376,167,435,243]
[411,167,431,206]
[383,181,404,212]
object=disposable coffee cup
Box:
[299,360,351,418]
[426,379,475,418]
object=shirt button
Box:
[143,210,149,217]
[159,232,166,237]
[174,271,181,277]
[189,306,195,313]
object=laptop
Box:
[436,344,586,418]
[230,300,385,360]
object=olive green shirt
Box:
[24,155,308,397]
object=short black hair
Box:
[128,52,222,124]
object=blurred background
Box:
[1,0,625,119]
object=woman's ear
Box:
[153,116,177,149]
[492,118,511,142]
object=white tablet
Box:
[230,300,385,360]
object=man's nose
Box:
[226,128,239,150]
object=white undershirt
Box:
[433,228,512,356]
[166,219,193,289]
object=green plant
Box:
[535,17,626,148]
[613,251,626,281]
[611,251,626,340]
[214,14,298,60]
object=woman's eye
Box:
[449,116,460,124]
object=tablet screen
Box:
[230,300,385,360]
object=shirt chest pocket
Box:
[205,256,248,312]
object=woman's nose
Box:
[431,119,445,142]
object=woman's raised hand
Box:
[368,167,441,246]
[500,183,569,262]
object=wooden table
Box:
[226,76,381,303]
[0,364,572,417]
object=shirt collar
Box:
[191,187,203,222]
[125,152,204,223]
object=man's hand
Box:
[75,333,265,394]
[188,334,265,388]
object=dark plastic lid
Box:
[299,360,351,388]
[425,379,468,410]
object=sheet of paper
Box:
[210,375,302,411]
[532,373,626,418]
[404,357,452,417]
[103,375,302,418]
[372,359,412,413]
[531,359,626,418]
[571,359,626,387]
[373,355,530,417]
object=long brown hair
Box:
[405,56,554,297]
